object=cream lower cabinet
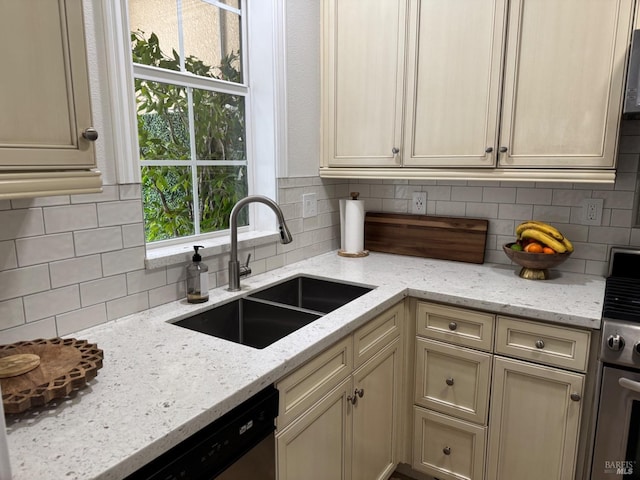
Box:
[276,302,404,480]
[411,301,590,480]
[486,357,585,480]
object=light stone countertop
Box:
[4,251,606,480]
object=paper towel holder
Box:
[338,192,370,258]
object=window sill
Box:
[144,230,281,270]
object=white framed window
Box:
[100,0,285,255]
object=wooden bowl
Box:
[502,243,572,280]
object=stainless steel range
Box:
[591,247,640,479]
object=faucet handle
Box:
[240,253,252,277]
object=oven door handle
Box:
[619,377,640,393]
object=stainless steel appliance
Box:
[126,385,278,480]
[591,247,640,479]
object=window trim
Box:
[99,0,287,259]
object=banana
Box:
[561,236,574,253]
[519,228,567,253]
[516,221,564,241]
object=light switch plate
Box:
[303,193,317,218]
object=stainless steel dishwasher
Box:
[126,385,278,480]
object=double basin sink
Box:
[172,275,374,349]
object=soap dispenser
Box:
[186,245,209,303]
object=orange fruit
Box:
[542,247,555,254]
[524,242,544,253]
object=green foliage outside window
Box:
[132,31,248,242]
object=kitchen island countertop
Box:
[3,251,605,480]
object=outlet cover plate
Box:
[582,198,603,225]
[303,193,317,218]
[412,192,427,215]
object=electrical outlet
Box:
[582,198,603,225]
[302,193,317,218]
[412,192,427,214]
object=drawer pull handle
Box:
[570,393,581,402]
[448,322,458,331]
[535,339,545,349]
[445,377,455,386]
[355,388,364,398]
[443,446,451,455]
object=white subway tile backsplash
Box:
[149,282,186,308]
[516,188,552,205]
[80,275,127,307]
[71,186,119,204]
[0,209,44,241]
[593,190,635,209]
[102,247,146,276]
[611,209,633,228]
[382,199,409,212]
[50,255,103,288]
[435,201,466,216]
[588,226,631,244]
[532,205,571,223]
[126,268,167,295]
[0,265,50,302]
[74,226,124,256]
[11,196,70,208]
[369,184,395,198]
[97,200,144,227]
[483,187,516,203]
[24,285,80,322]
[465,203,498,219]
[0,318,57,344]
[16,233,75,267]
[119,184,142,200]
[497,204,533,220]
[122,224,145,248]
[106,292,149,321]
[0,298,24,329]
[0,241,17,270]
[424,185,451,201]
[44,204,98,234]
[56,304,108,336]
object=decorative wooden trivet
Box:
[0,338,103,414]
[0,354,41,378]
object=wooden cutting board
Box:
[364,212,488,264]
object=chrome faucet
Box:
[228,195,293,291]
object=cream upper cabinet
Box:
[487,357,585,480]
[321,0,407,167]
[321,0,634,182]
[498,0,634,169]
[403,0,505,168]
[0,0,101,199]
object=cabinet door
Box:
[498,0,634,168]
[403,0,506,167]
[487,357,585,480]
[351,338,401,480]
[276,377,353,480]
[0,0,95,169]
[322,0,407,167]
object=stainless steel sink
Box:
[248,275,373,314]
[172,276,374,349]
[173,297,322,349]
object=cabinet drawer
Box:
[416,301,494,351]
[495,317,590,372]
[413,406,486,480]
[353,302,402,368]
[276,337,353,429]
[415,337,491,425]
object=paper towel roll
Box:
[343,199,365,254]
[339,199,347,250]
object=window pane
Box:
[198,166,248,234]
[193,88,246,160]
[183,1,243,83]
[129,2,180,71]
[136,80,190,160]
[142,166,195,241]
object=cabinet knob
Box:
[499,146,508,153]
[443,446,451,455]
[535,339,545,349]
[347,394,357,405]
[448,322,457,331]
[485,147,493,153]
[82,128,99,141]
[392,147,400,155]
[570,393,581,402]
[355,388,364,398]
[445,377,454,386]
